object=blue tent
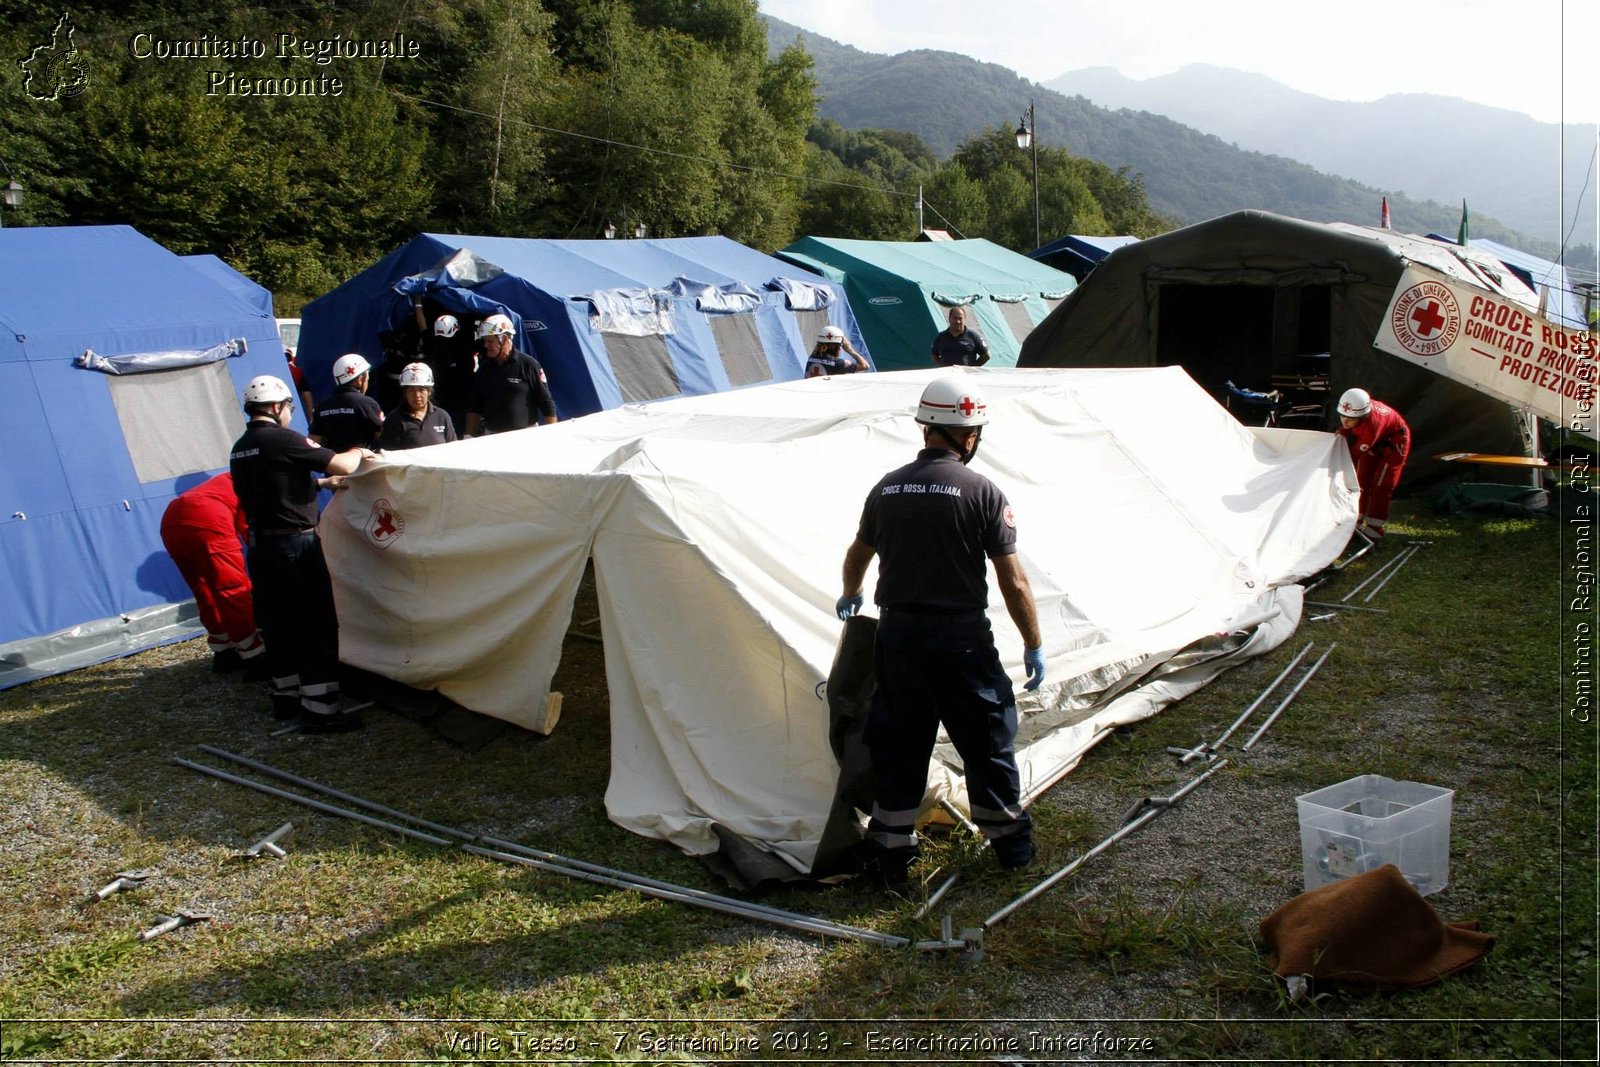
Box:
[1030,234,1141,282]
[298,234,867,418]
[181,254,275,317]
[0,226,292,687]
[1437,237,1588,331]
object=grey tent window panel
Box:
[708,313,772,388]
[1043,296,1066,316]
[997,299,1037,344]
[793,308,831,351]
[108,359,238,483]
[604,331,681,403]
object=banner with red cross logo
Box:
[1374,264,1597,423]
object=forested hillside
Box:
[2,0,819,309]
[0,1,1170,312]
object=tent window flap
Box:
[604,332,681,403]
[793,309,831,353]
[997,300,1037,345]
[108,359,238,483]
[708,314,771,388]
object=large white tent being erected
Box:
[321,367,1358,876]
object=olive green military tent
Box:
[1018,211,1536,483]
[777,237,1075,372]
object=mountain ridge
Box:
[1044,63,1595,246]
[765,16,1590,262]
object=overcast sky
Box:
[760,0,1599,126]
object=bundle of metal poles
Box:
[173,747,969,954]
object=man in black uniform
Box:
[930,305,990,367]
[464,313,558,436]
[837,376,1045,887]
[421,311,476,433]
[380,362,458,450]
[230,375,374,733]
[311,353,385,452]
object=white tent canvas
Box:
[322,367,1358,873]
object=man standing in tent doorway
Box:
[463,313,558,436]
[835,377,1045,891]
[930,305,990,367]
[1336,387,1411,539]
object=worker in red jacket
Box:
[1335,388,1411,538]
[159,471,265,676]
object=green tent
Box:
[1018,210,1535,486]
[776,237,1076,371]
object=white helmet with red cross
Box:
[332,353,371,386]
[475,313,515,340]
[1337,388,1373,418]
[915,376,989,427]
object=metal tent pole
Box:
[176,754,929,951]
[983,760,1230,931]
[1168,641,1314,763]
[1240,644,1336,751]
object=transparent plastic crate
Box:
[1296,774,1453,896]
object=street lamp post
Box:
[1014,100,1039,251]
[0,155,22,227]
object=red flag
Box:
[1380,196,1392,230]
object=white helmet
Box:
[475,313,515,340]
[433,314,460,339]
[817,325,846,345]
[399,362,435,388]
[243,375,293,405]
[332,353,371,386]
[916,377,989,427]
[1337,387,1373,418]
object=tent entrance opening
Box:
[1157,284,1332,426]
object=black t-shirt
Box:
[930,326,989,367]
[229,420,337,532]
[806,351,863,377]
[380,402,458,450]
[856,447,1017,613]
[469,349,558,433]
[421,333,476,410]
[311,385,385,452]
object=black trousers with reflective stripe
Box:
[247,531,339,708]
[864,612,1030,857]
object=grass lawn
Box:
[1,499,1594,1064]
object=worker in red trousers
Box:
[159,471,265,676]
[1335,388,1411,538]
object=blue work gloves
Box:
[835,594,863,621]
[1023,647,1046,691]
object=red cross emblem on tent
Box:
[365,498,405,549]
[1389,280,1461,358]
[1409,300,1446,338]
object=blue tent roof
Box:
[0,226,293,683]
[299,234,867,418]
[1030,234,1141,280]
[1422,235,1588,329]
[181,254,276,317]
